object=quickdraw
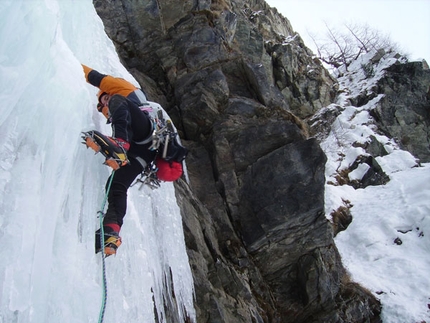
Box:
[131,162,161,190]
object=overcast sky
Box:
[265,0,430,62]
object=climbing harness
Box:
[131,107,185,189]
[135,107,172,153]
[97,170,116,323]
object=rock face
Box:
[92,0,382,322]
[373,60,430,162]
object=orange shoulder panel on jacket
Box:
[99,75,137,97]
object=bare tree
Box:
[309,22,400,70]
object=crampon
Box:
[96,234,122,257]
[103,236,122,257]
[81,130,128,170]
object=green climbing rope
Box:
[97,170,116,323]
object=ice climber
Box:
[81,65,185,256]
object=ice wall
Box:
[0,1,195,322]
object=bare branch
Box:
[310,21,401,70]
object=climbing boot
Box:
[82,130,129,170]
[95,227,122,256]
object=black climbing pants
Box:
[103,158,141,227]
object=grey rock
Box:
[371,60,430,162]
[92,0,383,322]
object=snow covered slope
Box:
[0,1,195,322]
[322,52,430,323]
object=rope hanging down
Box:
[97,171,116,323]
